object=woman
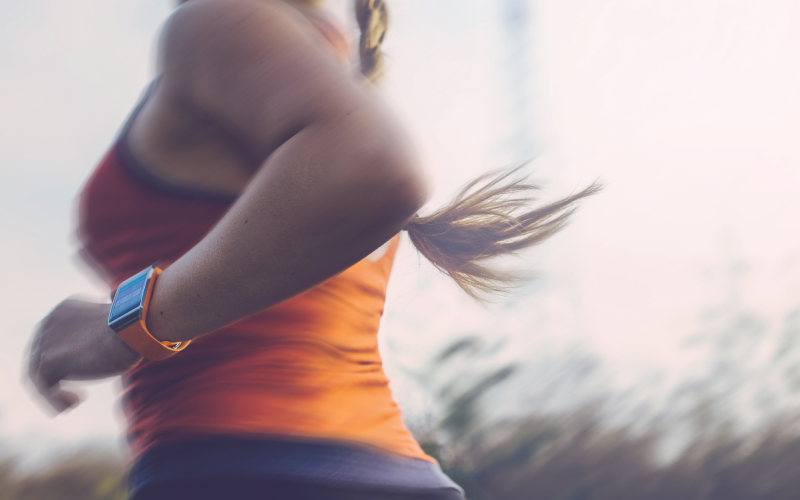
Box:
[27,0,598,498]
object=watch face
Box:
[109,269,150,324]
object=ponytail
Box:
[353,2,602,300]
[405,166,601,301]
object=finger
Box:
[34,364,76,414]
[27,334,43,385]
[42,383,81,414]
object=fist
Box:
[27,299,142,413]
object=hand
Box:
[27,298,143,413]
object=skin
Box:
[27,0,427,413]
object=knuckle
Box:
[36,373,57,396]
[40,314,59,333]
[27,358,39,378]
[39,315,53,330]
[37,351,55,370]
[36,355,60,385]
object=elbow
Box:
[390,157,429,219]
[362,141,429,226]
[313,104,428,230]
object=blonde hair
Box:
[354,2,601,301]
[408,167,600,301]
[354,0,389,82]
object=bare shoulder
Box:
[161,0,292,55]
[158,0,317,82]
[147,0,424,201]
[156,0,363,154]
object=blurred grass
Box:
[0,450,127,500]
[5,398,800,499]
[417,403,800,500]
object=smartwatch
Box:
[108,264,191,361]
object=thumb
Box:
[42,382,83,414]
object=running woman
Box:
[27,1,598,498]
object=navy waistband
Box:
[129,436,463,498]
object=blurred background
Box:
[2,0,800,498]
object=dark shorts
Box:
[129,437,464,500]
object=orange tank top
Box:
[77,14,433,464]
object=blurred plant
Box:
[0,449,127,500]
[414,338,800,500]
[408,249,800,500]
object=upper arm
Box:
[159,0,390,159]
[135,1,427,338]
[156,0,426,213]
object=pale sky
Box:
[2,0,800,463]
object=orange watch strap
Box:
[116,266,191,361]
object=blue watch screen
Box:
[110,273,148,323]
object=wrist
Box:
[143,265,201,343]
[143,268,185,343]
[99,303,143,369]
[109,264,192,360]
[143,280,175,343]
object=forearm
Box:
[145,117,425,342]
